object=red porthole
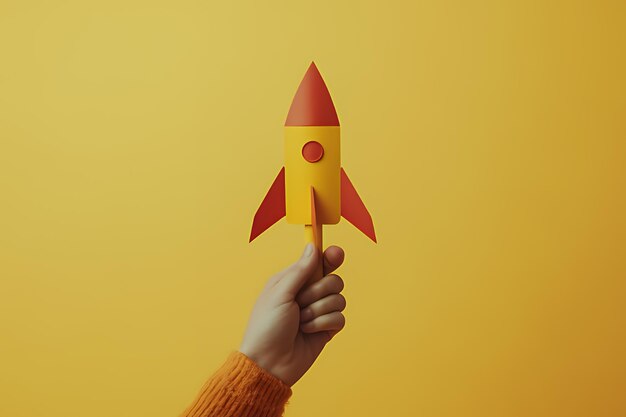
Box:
[302,141,324,163]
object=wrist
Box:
[238,347,287,385]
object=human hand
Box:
[239,243,346,387]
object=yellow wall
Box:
[1,1,624,416]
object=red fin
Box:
[341,168,377,242]
[250,168,286,242]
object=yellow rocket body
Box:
[249,62,376,256]
[284,126,341,225]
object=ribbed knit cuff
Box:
[181,351,292,417]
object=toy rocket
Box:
[250,62,376,278]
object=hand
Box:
[239,243,346,387]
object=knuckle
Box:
[296,296,309,308]
[301,307,313,320]
[337,294,347,310]
[301,321,315,333]
[336,313,346,329]
[330,274,344,292]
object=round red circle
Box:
[302,141,324,163]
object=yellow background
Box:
[1,1,624,416]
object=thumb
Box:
[276,243,319,297]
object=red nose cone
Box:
[285,62,340,126]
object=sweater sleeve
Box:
[179,351,292,417]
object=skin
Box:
[239,243,347,387]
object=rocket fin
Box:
[250,167,286,242]
[340,168,377,242]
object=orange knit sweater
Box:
[180,351,292,417]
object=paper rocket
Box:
[250,62,376,249]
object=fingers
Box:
[300,311,346,333]
[297,247,347,343]
[275,243,319,296]
[300,293,346,322]
[323,246,345,276]
[296,273,344,308]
